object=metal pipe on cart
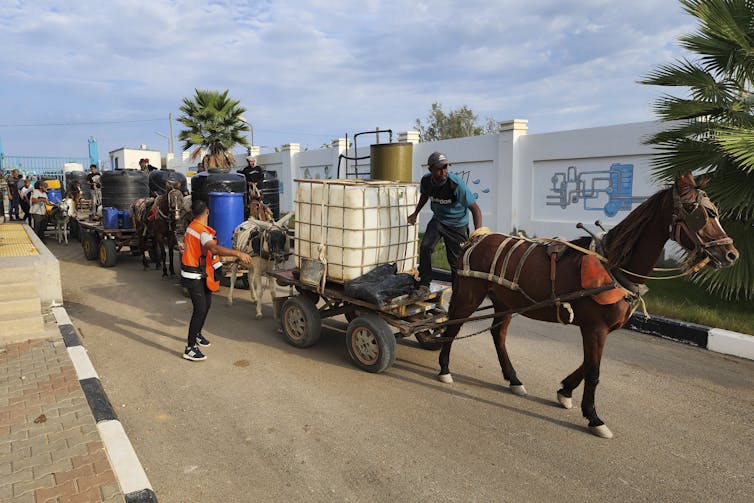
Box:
[336,129,393,178]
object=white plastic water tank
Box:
[63,162,84,173]
[295,179,419,282]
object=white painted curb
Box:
[708,328,754,361]
[97,420,154,495]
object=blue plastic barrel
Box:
[103,207,120,229]
[119,210,133,229]
[208,192,244,248]
[47,188,63,205]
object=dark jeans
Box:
[184,278,212,347]
[9,193,20,219]
[418,218,469,286]
[19,199,31,224]
[32,214,47,241]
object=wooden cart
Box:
[76,217,140,268]
[268,268,451,374]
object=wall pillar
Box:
[496,119,528,233]
[279,143,300,214]
[398,130,420,144]
[331,138,347,178]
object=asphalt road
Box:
[50,240,754,503]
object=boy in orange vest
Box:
[181,199,252,361]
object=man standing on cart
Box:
[180,199,252,361]
[407,152,482,299]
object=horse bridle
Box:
[156,189,182,231]
[671,187,733,260]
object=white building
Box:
[108,146,161,171]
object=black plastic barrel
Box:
[101,170,149,210]
[149,169,187,196]
[190,170,247,204]
[261,170,280,220]
[64,171,91,199]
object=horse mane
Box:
[604,188,672,268]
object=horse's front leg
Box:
[580,326,612,438]
[63,219,69,245]
[168,240,175,276]
[557,364,584,410]
[160,241,168,277]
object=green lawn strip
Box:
[642,277,753,334]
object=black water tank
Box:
[64,171,91,199]
[149,169,187,196]
[190,170,247,204]
[101,170,149,210]
[261,170,280,220]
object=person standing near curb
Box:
[181,199,252,361]
[407,152,482,298]
[30,180,49,241]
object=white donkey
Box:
[50,197,76,244]
[227,212,292,319]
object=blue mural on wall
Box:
[455,170,492,201]
[546,163,647,217]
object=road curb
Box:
[627,312,753,361]
[51,306,158,503]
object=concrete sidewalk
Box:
[1,335,123,502]
[1,222,155,502]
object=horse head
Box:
[671,174,738,269]
[165,187,184,231]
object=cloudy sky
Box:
[0,0,695,160]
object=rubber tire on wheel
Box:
[98,239,117,267]
[415,330,444,351]
[82,232,99,261]
[346,314,396,373]
[281,295,321,348]
[239,274,250,290]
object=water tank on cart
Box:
[208,192,245,248]
[149,169,188,196]
[260,170,281,220]
[190,170,247,204]
[370,142,413,182]
[100,170,150,210]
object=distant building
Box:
[108,146,161,170]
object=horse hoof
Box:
[510,384,528,396]
[557,391,573,409]
[438,373,453,384]
[255,313,263,320]
[588,424,614,439]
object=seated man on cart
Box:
[407,152,482,299]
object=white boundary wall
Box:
[255,119,671,240]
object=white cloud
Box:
[0,0,696,155]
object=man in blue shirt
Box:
[407,152,482,298]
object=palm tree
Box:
[641,0,754,300]
[177,89,249,170]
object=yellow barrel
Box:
[370,143,413,182]
[44,178,61,189]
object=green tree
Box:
[177,89,249,169]
[641,0,754,300]
[415,101,503,141]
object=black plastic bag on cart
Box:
[344,263,418,307]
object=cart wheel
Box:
[281,296,321,348]
[82,232,99,261]
[346,314,396,373]
[415,329,444,351]
[239,274,250,290]
[98,239,117,267]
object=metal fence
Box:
[0,153,89,183]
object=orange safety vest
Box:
[181,219,222,291]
